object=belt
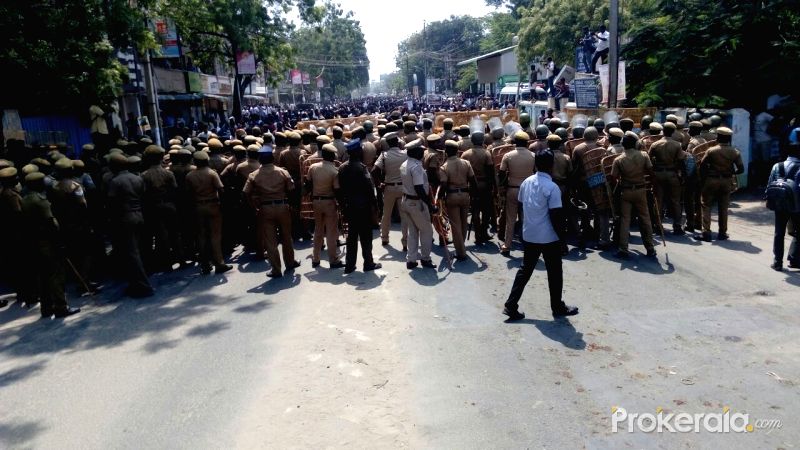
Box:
[706,174,731,179]
[447,188,469,194]
[507,185,520,189]
[404,194,421,200]
[312,196,335,200]
[261,199,287,205]
[196,198,219,204]
[385,182,402,186]
[621,184,647,190]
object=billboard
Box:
[302,72,310,85]
[236,51,257,75]
[151,18,180,58]
[290,69,302,85]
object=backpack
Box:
[765,162,800,213]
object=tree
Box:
[395,15,484,95]
[158,0,322,117]
[290,2,369,101]
[0,0,156,113]
[480,12,519,53]
[484,0,534,19]
[624,0,800,108]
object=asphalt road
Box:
[1,194,798,449]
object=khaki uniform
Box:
[458,139,473,157]
[440,156,474,258]
[142,165,183,269]
[333,139,348,162]
[685,136,707,229]
[699,144,744,235]
[278,146,306,238]
[209,154,229,174]
[374,146,408,245]
[499,147,535,252]
[461,146,494,241]
[307,160,341,265]
[50,177,92,283]
[362,141,378,169]
[244,164,296,272]
[186,167,225,268]
[610,149,656,252]
[649,137,686,230]
[0,185,27,302]
[400,158,433,263]
[530,139,548,153]
[107,170,153,295]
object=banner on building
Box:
[302,72,310,85]
[236,51,257,75]
[598,61,627,103]
[151,18,180,58]
[316,77,324,88]
[290,69,302,85]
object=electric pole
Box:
[608,0,619,108]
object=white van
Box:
[496,83,532,104]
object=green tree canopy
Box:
[0,0,155,113]
[290,2,369,100]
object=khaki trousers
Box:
[701,177,731,234]
[445,192,470,257]
[654,171,683,229]
[400,198,433,262]
[195,203,223,266]
[618,188,655,252]
[380,185,407,245]
[312,199,341,263]
[502,187,520,251]
[258,204,295,273]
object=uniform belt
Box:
[261,199,287,205]
[312,196,335,200]
[447,188,469,194]
[403,194,421,200]
[196,198,219,204]
[385,182,402,186]
[621,184,647,190]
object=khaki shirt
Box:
[440,156,474,189]
[244,164,294,202]
[307,160,340,196]
[458,140,473,155]
[530,139,548,152]
[700,144,744,177]
[333,139,348,161]
[571,139,599,177]
[209,154,229,174]
[552,150,572,182]
[362,141,378,168]
[673,129,690,150]
[278,146,304,181]
[142,166,177,202]
[374,147,407,184]
[609,144,625,155]
[185,167,223,203]
[649,137,685,169]
[236,160,261,181]
[611,149,652,185]
[688,136,707,153]
[423,149,443,171]
[500,147,535,187]
[461,146,493,181]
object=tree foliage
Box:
[624,0,800,108]
[395,15,485,94]
[0,0,156,113]
[484,0,534,19]
[290,2,369,100]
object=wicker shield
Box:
[582,147,611,211]
[564,138,582,158]
[641,135,661,153]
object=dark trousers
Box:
[115,214,153,293]
[591,48,609,73]
[345,212,375,269]
[505,241,564,313]
[774,212,800,264]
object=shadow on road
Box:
[0,419,47,448]
[513,318,586,350]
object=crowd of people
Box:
[1,100,798,321]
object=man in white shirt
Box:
[400,139,436,269]
[591,25,610,74]
[503,150,579,321]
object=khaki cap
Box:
[316,135,332,145]
[546,134,563,142]
[22,164,39,175]
[425,133,441,143]
[608,127,624,138]
[72,159,85,169]
[208,138,223,148]
[321,144,338,157]
[513,131,530,141]
[663,122,677,130]
[0,167,18,179]
[25,172,46,183]
[144,145,165,156]
[193,151,209,161]
[716,127,733,136]
[404,139,424,150]
[444,140,460,150]
[54,158,73,170]
[649,122,663,132]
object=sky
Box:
[314,0,500,81]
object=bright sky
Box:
[313,0,500,81]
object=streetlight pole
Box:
[608,0,619,108]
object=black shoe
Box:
[615,250,630,259]
[788,261,800,269]
[330,261,345,269]
[402,246,408,252]
[364,262,382,272]
[285,260,301,271]
[54,307,80,318]
[771,261,783,271]
[0,299,7,308]
[312,261,320,268]
[503,307,525,321]
[406,261,418,269]
[700,233,712,242]
[124,286,155,298]
[344,266,356,274]
[646,248,657,258]
[421,259,436,268]
[553,305,579,317]
[500,249,511,257]
[381,240,389,246]
[454,254,468,261]
[717,233,729,241]
[200,265,212,275]
[672,227,685,236]
[215,264,233,274]
[267,270,282,278]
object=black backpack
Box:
[765,162,800,213]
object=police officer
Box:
[442,118,457,141]
[141,145,185,271]
[372,131,408,249]
[21,172,80,317]
[106,153,154,297]
[351,127,377,169]
[530,125,550,152]
[649,122,687,234]
[400,139,436,269]
[338,139,382,274]
[332,126,348,162]
[499,131,536,257]
[207,138,229,174]
[698,127,744,241]
[607,128,625,154]
[0,167,26,306]
[639,116,653,138]
[460,129,495,243]
[306,144,344,269]
[439,140,478,261]
[609,132,657,258]
[547,134,572,253]
[278,131,309,240]
[186,151,232,275]
[244,147,300,278]
[684,121,706,232]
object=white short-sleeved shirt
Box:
[596,31,610,51]
[518,172,562,244]
[400,158,428,196]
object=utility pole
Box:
[608,0,619,108]
[423,21,428,96]
[141,48,162,146]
